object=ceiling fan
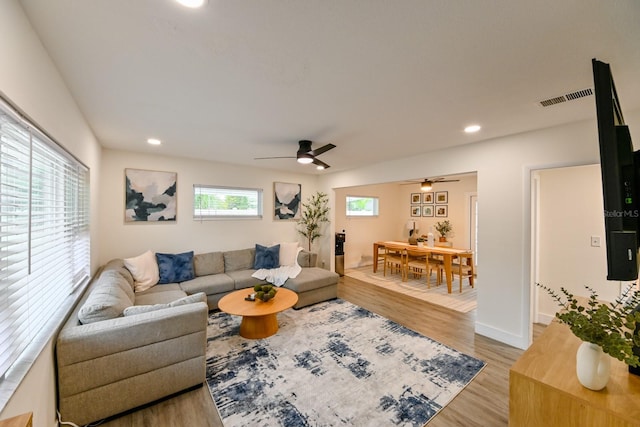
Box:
[402,177,460,191]
[254,140,336,169]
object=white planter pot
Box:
[417,241,424,247]
[576,341,611,391]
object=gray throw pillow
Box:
[123,292,206,316]
[78,282,133,324]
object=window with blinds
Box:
[0,99,90,381]
[193,185,263,219]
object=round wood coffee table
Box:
[218,287,298,339]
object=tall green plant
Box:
[297,192,330,251]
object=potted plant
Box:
[434,220,452,242]
[297,191,330,252]
[416,237,425,247]
[538,283,640,390]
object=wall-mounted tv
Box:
[593,58,639,281]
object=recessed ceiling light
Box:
[464,125,481,133]
[147,138,161,146]
[316,165,325,170]
[176,0,207,8]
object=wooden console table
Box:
[509,321,640,426]
[0,413,32,427]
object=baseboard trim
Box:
[475,322,529,350]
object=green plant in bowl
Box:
[253,284,278,302]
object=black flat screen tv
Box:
[593,58,640,281]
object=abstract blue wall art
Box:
[125,168,177,222]
[274,182,301,220]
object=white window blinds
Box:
[0,99,90,380]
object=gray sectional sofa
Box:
[184,248,339,309]
[56,247,338,425]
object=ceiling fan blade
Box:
[309,143,336,157]
[254,156,296,160]
[312,158,331,169]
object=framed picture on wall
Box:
[422,192,434,204]
[125,168,177,222]
[411,193,421,204]
[422,205,434,217]
[435,205,448,217]
[411,206,421,217]
[435,191,448,204]
[274,182,302,220]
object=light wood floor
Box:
[99,276,545,427]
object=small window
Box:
[194,185,263,219]
[346,196,379,217]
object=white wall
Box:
[320,112,640,350]
[0,1,102,426]
[534,164,624,324]
[335,183,404,268]
[99,149,324,264]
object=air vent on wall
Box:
[539,87,593,107]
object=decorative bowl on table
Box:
[253,284,278,302]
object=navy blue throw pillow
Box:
[156,251,195,284]
[254,244,280,269]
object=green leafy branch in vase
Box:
[537,283,640,367]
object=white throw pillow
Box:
[123,250,159,292]
[276,242,301,267]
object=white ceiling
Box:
[18,0,640,174]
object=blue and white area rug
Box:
[206,299,485,427]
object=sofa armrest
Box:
[57,302,208,366]
[56,301,209,424]
[298,250,317,268]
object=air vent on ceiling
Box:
[539,87,593,107]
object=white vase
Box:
[576,341,611,391]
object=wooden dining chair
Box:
[383,244,407,281]
[377,244,386,269]
[406,249,439,288]
[451,251,475,292]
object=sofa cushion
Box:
[78,282,133,324]
[179,274,235,295]
[227,270,268,289]
[134,283,187,305]
[254,244,280,269]
[156,251,195,284]
[223,248,255,272]
[101,258,135,287]
[297,250,318,268]
[123,292,207,316]
[97,269,135,304]
[193,251,224,276]
[282,267,340,293]
[124,250,159,292]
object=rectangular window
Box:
[193,185,263,219]
[0,98,90,381]
[346,196,379,217]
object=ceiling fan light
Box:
[297,154,313,164]
[176,0,207,8]
[316,165,325,170]
[420,181,432,191]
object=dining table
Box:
[373,241,473,294]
